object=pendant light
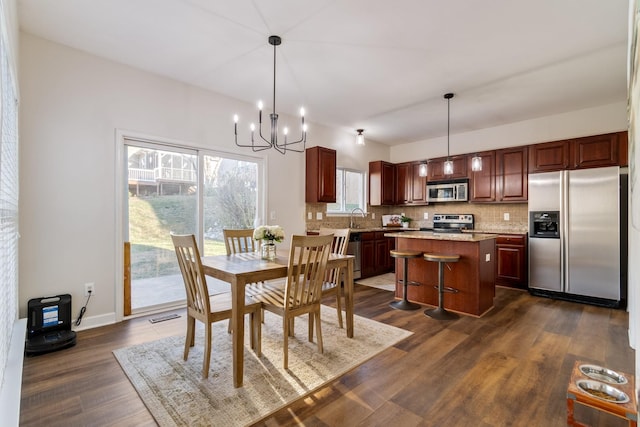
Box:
[471,154,483,171]
[418,162,428,177]
[356,129,365,146]
[233,35,307,154]
[443,93,454,175]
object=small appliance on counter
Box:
[382,214,402,227]
[432,214,474,233]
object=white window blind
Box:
[0,21,19,391]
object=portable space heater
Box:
[25,294,76,355]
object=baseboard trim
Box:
[0,318,27,427]
[72,312,116,332]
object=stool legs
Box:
[425,261,458,320]
[390,257,421,311]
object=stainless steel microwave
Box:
[427,181,468,202]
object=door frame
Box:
[115,129,266,320]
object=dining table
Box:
[201,251,355,388]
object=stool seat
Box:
[423,253,460,263]
[390,250,423,259]
[423,253,460,320]
[389,250,423,311]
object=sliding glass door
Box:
[123,138,261,313]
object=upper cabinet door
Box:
[395,162,411,205]
[497,147,528,202]
[468,151,496,202]
[369,161,396,206]
[410,161,427,203]
[571,132,620,169]
[305,146,336,203]
[529,140,570,173]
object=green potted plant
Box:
[400,215,411,228]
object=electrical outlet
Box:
[316,212,322,220]
[270,211,276,220]
[485,253,491,262]
[307,212,312,220]
[503,212,510,221]
[84,282,95,296]
[424,212,429,220]
[372,213,375,219]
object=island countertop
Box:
[384,231,498,242]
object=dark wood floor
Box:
[20,285,635,427]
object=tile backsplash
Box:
[306,202,528,234]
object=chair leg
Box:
[314,311,323,354]
[336,287,343,328]
[250,309,262,357]
[308,312,314,342]
[203,322,212,379]
[283,317,289,369]
[184,316,195,360]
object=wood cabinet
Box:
[495,234,527,289]
[496,146,528,202]
[529,131,628,173]
[571,132,623,169]
[468,151,496,202]
[427,155,468,181]
[395,161,427,205]
[369,161,396,206]
[305,146,336,203]
[529,140,570,173]
[361,231,394,278]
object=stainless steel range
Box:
[432,214,474,233]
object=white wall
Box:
[18,33,389,325]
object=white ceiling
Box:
[18,0,629,146]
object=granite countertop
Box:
[307,227,421,233]
[384,230,498,242]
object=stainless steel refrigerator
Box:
[528,166,627,307]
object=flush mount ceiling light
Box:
[233,35,307,154]
[356,129,365,146]
[443,93,454,175]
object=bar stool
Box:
[389,249,423,310]
[423,253,460,320]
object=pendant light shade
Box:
[418,162,428,177]
[471,154,483,172]
[444,93,454,175]
[356,129,365,146]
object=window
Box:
[327,168,366,213]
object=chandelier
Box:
[233,35,307,154]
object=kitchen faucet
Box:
[350,208,366,229]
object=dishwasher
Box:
[346,233,361,279]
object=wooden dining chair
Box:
[171,233,262,379]
[247,234,333,369]
[223,228,256,255]
[317,227,350,328]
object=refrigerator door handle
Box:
[561,171,569,292]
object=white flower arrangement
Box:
[253,225,285,242]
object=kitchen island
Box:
[384,231,498,316]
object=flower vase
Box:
[261,240,276,261]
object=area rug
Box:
[355,272,396,292]
[113,305,412,427]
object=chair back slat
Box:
[171,234,210,317]
[319,228,350,284]
[285,234,333,310]
[223,229,256,255]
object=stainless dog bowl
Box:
[579,364,627,385]
[576,379,629,404]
